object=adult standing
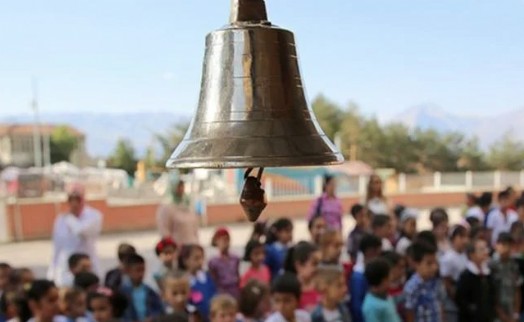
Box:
[307,175,343,231]
[156,180,199,245]
[365,174,390,216]
[48,184,102,287]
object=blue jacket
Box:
[265,243,288,279]
[349,271,368,322]
[190,271,217,322]
[120,277,164,321]
[311,303,352,322]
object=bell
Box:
[166,0,344,169]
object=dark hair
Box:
[74,272,100,290]
[117,243,136,262]
[359,234,382,254]
[153,312,189,322]
[250,221,268,242]
[469,226,486,240]
[308,215,324,231]
[68,253,89,270]
[284,241,318,273]
[466,239,487,258]
[244,240,264,262]
[381,251,402,266]
[429,208,448,227]
[365,258,391,287]
[516,197,524,209]
[371,214,390,230]
[271,272,301,300]
[410,241,437,263]
[414,230,437,247]
[0,290,24,317]
[8,267,32,287]
[498,190,511,201]
[87,289,128,318]
[239,280,269,317]
[323,175,335,192]
[0,263,10,271]
[18,280,57,322]
[124,253,145,268]
[351,204,364,218]
[393,204,406,221]
[450,225,468,241]
[497,232,514,244]
[478,192,493,208]
[466,193,478,205]
[465,217,480,229]
[266,218,293,245]
[178,244,204,270]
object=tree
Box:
[457,137,488,171]
[50,126,78,163]
[311,95,345,140]
[155,122,190,165]
[487,133,524,170]
[108,139,137,175]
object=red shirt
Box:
[240,265,271,288]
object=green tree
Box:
[487,133,524,170]
[155,122,190,165]
[311,95,344,140]
[108,139,137,175]
[457,137,488,171]
[50,126,79,163]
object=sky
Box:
[0,0,523,120]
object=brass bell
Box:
[166,0,344,169]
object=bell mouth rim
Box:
[166,154,344,170]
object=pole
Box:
[31,78,42,168]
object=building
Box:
[0,123,88,168]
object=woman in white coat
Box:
[47,184,102,287]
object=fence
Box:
[261,170,524,202]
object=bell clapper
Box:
[240,167,268,222]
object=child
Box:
[265,273,310,322]
[0,263,11,299]
[319,230,344,266]
[403,241,442,322]
[395,209,418,256]
[179,244,216,321]
[308,216,327,246]
[456,239,496,322]
[209,228,240,298]
[439,225,469,322]
[238,280,270,322]
[104,243,136,290]
[74,272,100,293]
[65,253,92,287]
[0,289,23,322]
[25,279,61,322]
[490,232,522,322]
[311,266,351,322]
[347,204,369,263]
[371,215,393,251]
[210,295,237,322]
[429,208,450,258]
[120,253,164,321]
[249,221,268,244]
[487,190,519,247]
[350,234,383,322]
[154,238,178,291]
[362,258,402,322]
[240,240,270,288]
[283,241,321,312]
[87,287,128,322]
[162,271,200,320]
[381,251,406,320]
[265,218,293,280]
[59,287,90,322]
[9,268,35,289]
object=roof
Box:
[0,123,84,138]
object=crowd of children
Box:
[3,186,524,322]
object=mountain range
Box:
[1,105,523,158]
[391,104,524,148]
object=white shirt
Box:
[465,206,485,222]
[382,238,393,251]
[322,308,342,322]
[47,206,102,286]
[440,248,468,282]
[395,236,412,256]
[486,208,518,246]
[367,198,389,215]
[265,310,311,322]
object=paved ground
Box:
[0,208,462,287]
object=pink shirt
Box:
[300,289,322,312]
[308,193,343,230]
[240,265,271,288]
